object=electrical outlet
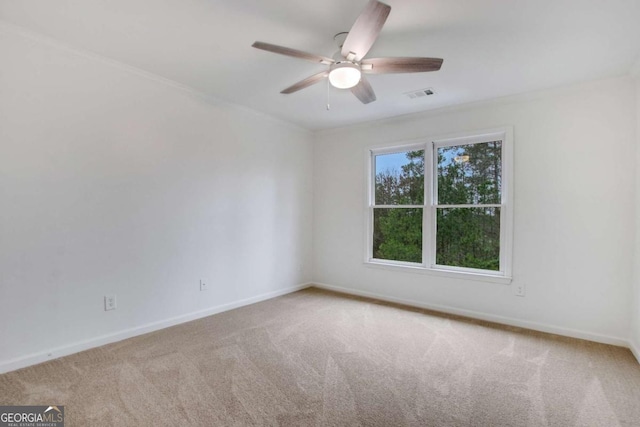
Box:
[104,294,117,311]
[514,283,525,297]
[200,280,208,291]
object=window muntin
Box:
[367,130,512,280]
[434,140,503,272]
[372,149,425,264]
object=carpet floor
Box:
[1,288,639,426]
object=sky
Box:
[375,147,469,176]
[375,152,412,175]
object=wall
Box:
[0,26,313,372]
[633,72,640,360]
[313,76,636,345]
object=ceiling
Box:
[1,0,639,130]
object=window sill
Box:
[363,260,512,285]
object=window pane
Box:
[436,207,500,271]
[437,141,501,205]
[375,150,424,205]
[373,208,423,263]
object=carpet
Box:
[1,288,639,426]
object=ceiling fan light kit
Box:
[328,62,362,89]
[252,0,443,104]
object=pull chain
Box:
[326,77,331,111]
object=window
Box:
[366,128,513,282]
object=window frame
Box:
[365,127,513,284]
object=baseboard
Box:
[0,283,312,374]
[630,339,640,364]
[312,282,630,348]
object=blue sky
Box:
[375,152,411,175]
[375,147,468,176]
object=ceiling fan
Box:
[252,0,443,104]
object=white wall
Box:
[314,77,636,344]
[0,27,313,371]
[633,72,640,359]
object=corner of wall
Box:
[632,67,640,363]
[630,56,640,79]
[631,339,640,364]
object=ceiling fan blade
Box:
[341,0,391,61]
[361,57,444,74]
[252,41,334,64]
[351,76,376,104]
[281,71,329,94]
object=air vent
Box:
[405,88,435,99]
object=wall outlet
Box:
[200,280,208,291]
[104,294,117,311]
[514,283,526,297]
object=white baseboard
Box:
[0,283,312,374]
[312,282,631,348]
[4,282,636,373]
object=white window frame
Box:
[364,127,513,284]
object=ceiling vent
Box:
[405,88,435,99]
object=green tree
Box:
[436,142,501,270]
[374,208,422,262]
[373,150,424,263]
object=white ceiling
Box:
[1,0,639,130]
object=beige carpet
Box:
[1,288,639,426]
